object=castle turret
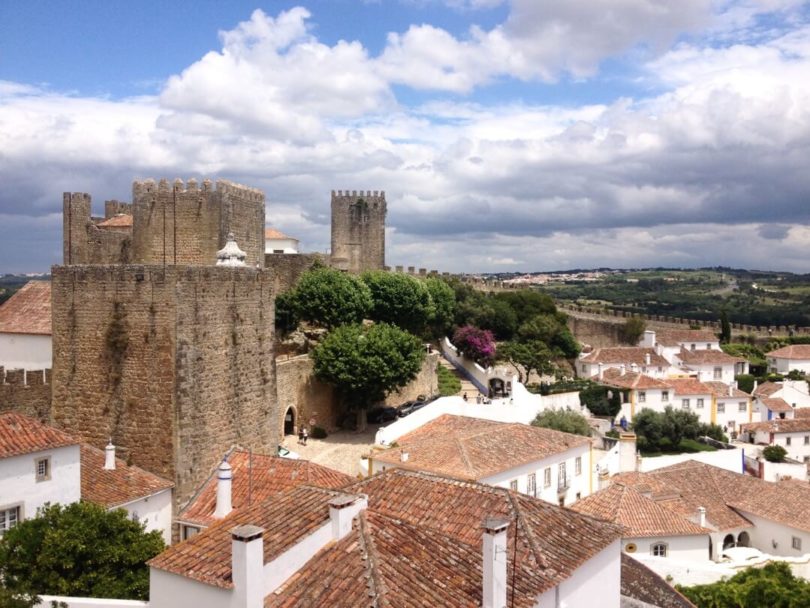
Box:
[330,190,386,273]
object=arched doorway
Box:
[284,407,296,435]
[723,534,735,550]
[489,378,505,398]
[737,532,751,547]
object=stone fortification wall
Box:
[104,200,132,217]
[384,351,439,406]
[51,264,278,506]
[0,367,52,421]
[330,190,386,274]
[131,179,265,268]
[63,193,132,265]
[264,253,330,295]
[566,316,625,349]
[275,354,336,433]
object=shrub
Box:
[452,325,496,366]
[619,317,647,345]
[532,409,591,437]
[436,363,461,396]
[763,444,787,463]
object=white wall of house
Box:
[264,238,299,254]
[36,596,148,608]
[735,510,810,558]
[673,392,714,425]
[768,357,810,374]
[536,540,621,608]
[623,534,709,561]
[639,447,745,474]
[0,444,80,527]
[0,333,52,370]
[581,361,672,379]
[149,568,232,608]
[684,363,740,385]
[715,397,752,434]
[749,429,810,464]
[120,488,173,545]
[761,460,808,482]
[773,381,810,408]
[482,444,592,506]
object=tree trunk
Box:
[356,408,368,433]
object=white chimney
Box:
[645,352,651,366]
[329,494,367,541]
[698,506,706,528]
[400,450,409,463]
[620,364,626,376]
[618,432,638,473]
[728,384,733,397]
[231,525,264,608]
[214,459,233,518]
[483,517,509,608]
[598,363,603,380]
[104,441,116,470]
[630,363,638,373]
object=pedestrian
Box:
[298,426,304,445]
[302,427,308,446]
[463,392,468,402]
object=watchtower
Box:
[330,190,386,273]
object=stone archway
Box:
[737,531,751,547]
[283,406,297,436]
[723,534,735,550]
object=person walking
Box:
[302,426,308,446]
[298,426,304,445]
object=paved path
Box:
[438,356,484,399]
[280,426,379,477]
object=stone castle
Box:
[330,189,386,274]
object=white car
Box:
[277,446,300,460]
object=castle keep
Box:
[330,190,386,274]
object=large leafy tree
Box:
[361,271,433,334]
[633,406,725,452]
[518,313,580,358]
[0,502,165,601]
[290,267,372,329]
[312,323,425,428]
[424,277,456,337]
[499,340,556,383]
[532,409,592,437]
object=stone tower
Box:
[330,190,386,273]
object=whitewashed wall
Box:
[0,333,52,370]
[624,534,709,561]
[36,597,148,608]
[639,447,745,474]
[536,540,621,608]
[769,357,810,374]
[761,459,808,482]
[121,488,173,545]
[736,510,810,558]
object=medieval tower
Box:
[330,190,386,273]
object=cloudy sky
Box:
[2,0,809,273]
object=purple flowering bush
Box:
[452,325,496,366]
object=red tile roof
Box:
[80,444,173,508]
[265,228,297,241]
[678,348,744,365]
[703,381,751,399]
[179,450,353,527]
[767,344,810,360]
[760,397,794,413]
[0,281,51,335]
[96,214,133,228]
[598,369,671,390]
[740,418,810,434]
[0,412,77,458]
[571,483,707,538]
[795,408,810,419]
[581,347,669,367]
[371,414,590,479]
[753,381,782,397]
[620,554,696,608]
[653,329,718,346]
[667,378,712,396]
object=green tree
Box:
[720,309,731,344]
[0,588,39,608]
[312,323,425,429]
[619,317,647,345]
[274,290,299,334]
[493,290,557,326]
[579,383,622,418]
[499,340,556,383]
[632,408,667,452]
[362,271,433,334]
[424,277,456,337]
[290,267,372,329]
[678,561,810,608]
[0,502,165,601]
[531,409,592,437]
[763,444,788,463]
[518,314,580,358]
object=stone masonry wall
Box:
[264,253,330,295]
[384,351,439,406]
[330,190,386,273]
[275,354,336,434]
[0,367,52,422]
[63,193,131,265]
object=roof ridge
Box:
[506,491,548,571]
[455,436,477,478]
[358,512,389,608]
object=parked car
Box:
[277,446,300,460]
[397,398,427,417]
[367,406,398,423]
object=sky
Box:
[1,0,810,274]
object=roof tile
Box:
[80,444,173,508]
[0,412,77,458]
[0,281,51,335]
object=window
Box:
[697,398,704,409]
[35,457,50,482]
[0,506,20,536]
[575,457,582,476]
[651,543,668,557]
[662,390,669,402]
[786,437,792,446]
[527,473,537,497]
[638,391,646,403]
[713,367,722,380]
[682,399,690,409]
[739,402,747,413]
[272,249,284,254]
[805,436,809,445]
[792,537,802,551]
[717,403,725,413]
[581,364,587,373]
[690,344,696,351]
[558,462,567,489]
[509,479,518,491]
[544,467,551,488]
[728,421,736,430]
[182,525,200,540]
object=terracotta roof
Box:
[0,412,77,458]
[0,281,51,335]
[581,347,669,367]
[80,444,173,508]
[653,329,718,347]
[678,348,744,365]
[96,214,133,228]
[703,381,751,399]
[767,344,810,360]
[598,369,672,390]
[179,450,353,527]
[571,483,707,538]
[265,228,297,241]
[667,378,712,397]
[760,397,794,413]
[740,418,810,434]
[753,381,782,397]
[371,414,590,479]
[795,407,810,419]
[620,554,696,608]
[153,469,623,603]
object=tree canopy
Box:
[633,407,727,453]
[0,502,165,601]
[361,271,433,334]
[517,313,580,359]
[424,277,456,337]
[763,444,787,463]
[531,409,592,437]
[312,323,425,412]
[452,325,497,366]
[619,317,647,345]
[499,340,555,383]
[289,267,372,329]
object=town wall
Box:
[275,354,337,434]
[384,351,439,406]
[566,316,625,349]
[264,253,330,295]
[50,264,278,507]
[330,190,386,273]
[63,193,131,265]
[0,367,52,422]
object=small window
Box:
[805,436,809,445]
[717,403,725,413]
[527,473,536,497]
[697,398,704,409]
[713,367,722,380]
[575,457,582,476]
[182,525,200,540]
[690,344,696,351]
[682,399,690,409]
[638,391,646,403]
[0,506,20,536]
[35,457,51,482]
[662,390,669,402]
[652,542,668,557]
[544,467,551,488]
[739,402,747,413]
[786,437,792,446]
[272,249,284,254]
[792,537,802,551]
[509,479,518,491]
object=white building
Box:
[0,281,52,370]
[369,414,593,506]
[578,347,673,379]
[264,227,299,254]
[766,344,810,374]
[640,328,720,362]
[0,412,80,535]
[740,418,810,465]
[674,348,748,384]
[754,380,810,411]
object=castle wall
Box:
[0,367,52,422]
[63,193,131,264]
[330,190,386,274]
[566,316,625,349]
[104,200,132,218]
[383,351,439,407]
[264,253,330,295]
[275,354,336,434]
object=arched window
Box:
[651,542,668,557]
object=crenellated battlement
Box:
[331,189,386,200]
[330,188,387,273]
[131,177,265,202]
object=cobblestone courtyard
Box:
[279,425,380,477]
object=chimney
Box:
[618,432,638,473]
[645,352,651,366]
[231,525,264,608]
[215,459,233,518]
[620,364,626,376]
[400,450,409,463]
[698,506,706,528]
[598,363,603,380]
[630,363,638,373]
[728,384,733,397]
[104,440,116,470]
[482,517,510,608]
[329,494,367,541]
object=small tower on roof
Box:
[216,233,247,267]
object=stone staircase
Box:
[438,357,483,399]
